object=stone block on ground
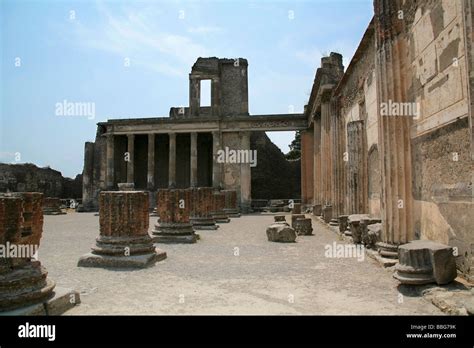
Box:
[266,223,296,243]
[393,240,457,285]
[294,218,313,236]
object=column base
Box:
[212,211,230,223]
[78,248,167,268]
[376,242,399,259]
[0,262,56,312]
[190,217,219,230]
[152,222,198,243]
[224,209,241,218]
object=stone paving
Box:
[39,212,442,315]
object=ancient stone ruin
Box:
[266,223,296,243]
[190,187,219,230]
[42,197,65,215]
[393,240,457,285]
[153,189,198,244]
[0,193,79,314]
[222,189,241,218]
[211,191,230,223]
[78,191,166,268]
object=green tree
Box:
[285,131,301,160]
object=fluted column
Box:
[313,116,322,206]
[168,133,176,188]
[190,132,198,187]
[106,134,114,189]
[374,0,414,247]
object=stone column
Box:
[152,189,198,243]
[212,131,222,188]
[189,77,200,117]
[313,115,322,215]
[190,187,218,230]
[43,197,64,215]
[240,131,251,213]
[0,193,56,312]
[106,134,114,189]
[168,133,176,188]
[347,120,368,214]
[78,191,166,268]
[147,133,155,190]
[374,1,414,253]
[212,191,230,223]
[222,189,241,217]
[190,132,198,187]
[127,134,135,184]
[83,142,94,209]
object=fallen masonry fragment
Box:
[266,223,297,243]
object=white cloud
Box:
[187,26,222,34]
[73,2,209,77]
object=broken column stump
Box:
[393,240,457,285]
[312,204,322,216]
[190,187,219,230]
[42,197,65,215]
[338,215,349,234]
[0,193,57,312]
[292,203,302,214]
[363,222,382,249]
[222,189,241,218]
[291,214,305,228]
[294,218,313,236]
[211,191,230,223]
[322,205,332,223]
[153,189,198,243]
[266,223,296,243]
[79,191,166,268]
[348,214,370,243]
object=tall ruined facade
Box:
[302,0,474,279]
[83,57,307,212]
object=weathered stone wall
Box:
[251,131,301,200]
[0,163,81,198]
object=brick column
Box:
[78,191,166,268]
[153,189,198,243]
[190,187,218,230]
[212,191,230,223]
[240,131,251,213]
[0,193,56,312]
[212,131,222,188]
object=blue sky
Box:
[0,0,373,178]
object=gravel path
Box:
[39,212,442,315]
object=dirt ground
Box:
[39,212,442,315]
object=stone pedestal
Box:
[292,203,301,214]
[322,205,332,223]
[117,182,135,191]
[190,187,219,230]
[376,242,399,259]
[338,215,349,233]
[291,214,305,228]
[153,189,198,243]
[393,240,457,285]
[211,191,230,223]
[294,218,313,236]
[266,223,296,243]
[222,190,241,218]
[312,204,322,216]
[42,197,65,215]
[0,193,57,312]
[79,191,166,267]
